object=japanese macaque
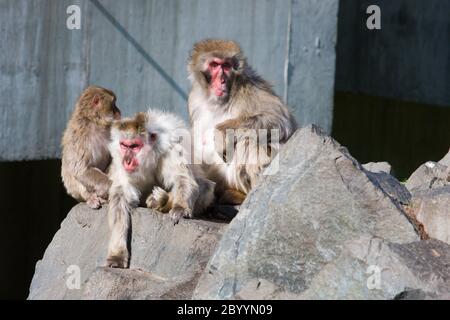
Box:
[106,110,214,268]
[61,86,121,209]
[187,39,297,205]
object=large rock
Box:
[362,161,411,205]
[364,170,411,205]
[193,125,420,299]
[300,237,450,299]
[363,161,392,174]
[82,267,199,300]
[406,161,449,193]
[232,237,450,300]
[29,126,449,300]
[28,204,225,300]
[403,152,450,245]
[408,186,450,245]
[439,149,450,167]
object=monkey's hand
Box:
[146,187,171,213]
[87,193,107,209]
[78,167,111,199]
[169,205,192,225]
[215,118,242,132]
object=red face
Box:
[119,138,144,173]
[208,58,232,98]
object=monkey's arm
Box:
[76,167,111,198]
[216,113,285,132]
[155,150,199,224]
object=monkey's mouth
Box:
[214,83,228,97]
[123,156,139,173]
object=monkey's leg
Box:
[232,136,273,195]
[106,187,132,268]
[169,175,199,224]
[77,167,111,199]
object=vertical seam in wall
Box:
[283,0,292,103]
[329,0,340,132]
[83,2,92,87]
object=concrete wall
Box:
[336,0,450,107]
[0,0,339,161]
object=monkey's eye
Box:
[222,63,231,71]
[149,133,157,142]
[210,62,219,68]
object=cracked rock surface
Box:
[29,126,450,300]
[194,125,431,299]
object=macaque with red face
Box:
[61,86,121,209]
[106,110,214,268]
[187,39,297,205]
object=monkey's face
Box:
[119,137,144,173]
[111,113,156,174]
[204,57,234,103]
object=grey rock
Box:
[28,204,225,300]
[298,237,450,299]
[82,268,199,300]
[406,162,449,193]
[364,171,411,205]
[361,161,411,205]
[439,149,450,167]
[193,125,419,300]
[409,186,450,244]
[394,288,450,300]
[233,237,450,300]
[363,162,392,174]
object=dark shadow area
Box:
[0,160,76,299]
[332,92,450,180]
[89,0,188,101]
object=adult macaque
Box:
[106,110,214,268]
[61,86,121,209]
[187,39,297,205]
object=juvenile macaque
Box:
[187,39,297,205]
[61,86,121,209]
[106,110,214,268]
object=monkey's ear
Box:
[91,95,101,107]
[232,54,245,73]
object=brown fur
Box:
[116,112,147,133]
[61,85,121,209]
[188,39,297,204]
[218,189,247,205]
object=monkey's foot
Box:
[146,187,171,213]
[169,206,192,225]
[218,189,246,205]
[106,254,129,269]
[86,194,107,209]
